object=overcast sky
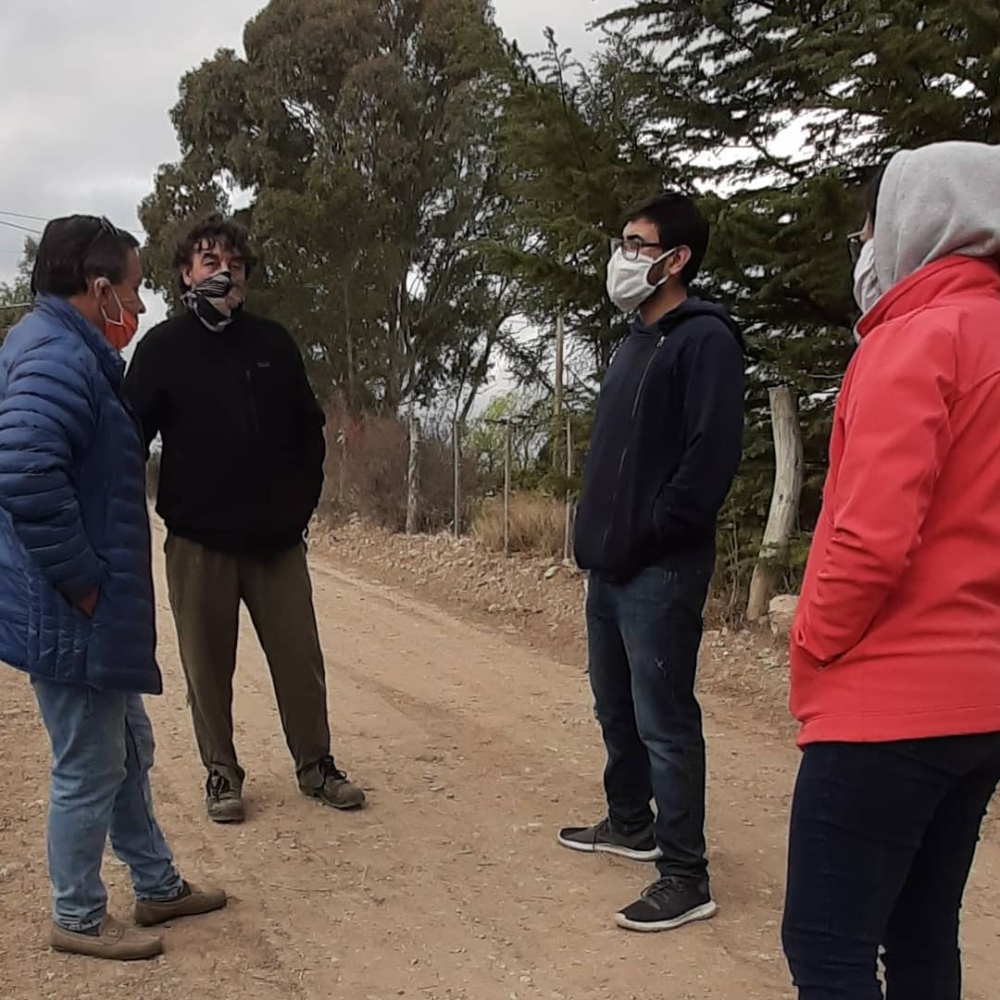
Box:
[0,0,622,336]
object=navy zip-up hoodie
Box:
[574,298,745,581]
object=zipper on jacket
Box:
[599,334,665,558]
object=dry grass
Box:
[321,400,470,533]
[471,492,567,558]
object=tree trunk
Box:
[552,313,564,473]
[343,274,355,412]
[406,416,420,535]
[746,386,804,623]
[563,413,574,563]
[453,418,461,539]
[503,418,512,556]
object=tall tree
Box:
[590,1,1000,599]
[141,0,521,414]
[601,0,1000,373]
[0,239,36,344]
[494,28,667,384]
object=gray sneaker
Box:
[206,771,246,824]
[558,817,662,862]
[300,755,366,810]
[615,876,717,932]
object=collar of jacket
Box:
[857,255,1000,339]
[33,294,125,388]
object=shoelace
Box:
[591,817,613,845]
[206,772,232,799]
[318,756,347,782]
[641,876,687,901]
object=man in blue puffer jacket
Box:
[0,216,226,961]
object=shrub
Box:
[471,492,567,558]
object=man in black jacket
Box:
[124,215,365,823]
[559,193,744,931]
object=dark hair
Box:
[623,192,710,286]
[31,215,139,298]
[865,165,886,224]
[173,213,257,293]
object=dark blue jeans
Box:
[782,733,1000,999]
[586,552,714,881]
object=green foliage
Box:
[141,0,522,414]
[492,29,666,383]
[494,2,1000,612]
[0,239,35,344]
[465,390,549,492]
[138,0,1000,613]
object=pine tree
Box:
[593,0,1000,601]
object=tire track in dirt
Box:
[0,533,997,999]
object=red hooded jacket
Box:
[791,255,1000,746]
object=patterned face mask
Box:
[182,269,239,333]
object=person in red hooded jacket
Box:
[782,141,1000,999]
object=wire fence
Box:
[322,401,579,562]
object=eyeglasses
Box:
[847,230,865,264]
[610,236,663,262]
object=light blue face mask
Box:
[853,239,883,317]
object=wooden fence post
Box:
[453,418,461,538]
[503,418,512,556]
[746,386,804,623]
[406,416,420,535]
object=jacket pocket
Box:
[790,624,830,672]
[27,573,90,679]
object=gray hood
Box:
[874,141,1000,291]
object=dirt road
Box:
[1,539,998,1000]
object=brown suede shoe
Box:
[134,881,228,928]
[50,916,163,961]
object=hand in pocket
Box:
[75,587,99,618]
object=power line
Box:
[0,210,47,224]
[0,211,144,239]
[0,218,41,236]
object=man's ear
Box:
[668,246,692,279]
[180,266,194,290]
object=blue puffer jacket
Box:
[0,296,160,694]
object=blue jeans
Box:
[782,734,1000,999]
[32,678,183,932]
[586,552,714,881]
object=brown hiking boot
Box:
[206,770,245,824]
[134,881,228,928]
[300,755,366,810]
[50,916,163,961]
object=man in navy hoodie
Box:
[559,193,745,932]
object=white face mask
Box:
[606,247,676,314]
[852,239,883,316]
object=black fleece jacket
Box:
[573,298,745,581]
[124,310,326,553]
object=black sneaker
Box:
[205,770,245,824]
[615,876,717,932]
[557,817,662,862]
